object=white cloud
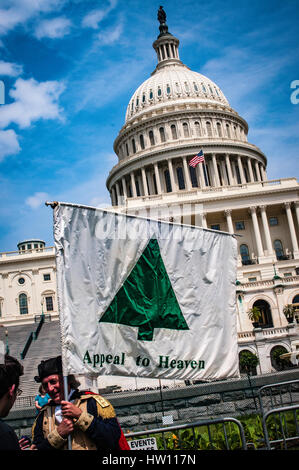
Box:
[34,16,72,39]
[0,129,20,161]
[82,0,118,29]
[82,9,107,29]
[25,192,49,209]
[0,0,65,36]
[0,60,22,77]
[97,22,123,45]
[0,77,65,129]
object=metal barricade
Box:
[257,379,299,416]
[262,405,299,450]
[124,417,247,450]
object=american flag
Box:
[189,150,205,168]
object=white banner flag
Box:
[54,203,239,381]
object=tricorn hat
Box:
[34,356,63,383]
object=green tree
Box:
[99,238,189,341]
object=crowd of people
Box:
[0,354,129,451]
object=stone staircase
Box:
[4,320,61,398]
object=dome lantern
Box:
[152,6,182,73]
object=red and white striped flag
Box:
[189,150,205,167]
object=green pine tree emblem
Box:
[99,238,189,341]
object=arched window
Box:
[216,122,222,137]
[226,123,231,139]
[292,294,299,304]
[159,127,166,142]
[125,143,129,157]
[274,239,284,260]
[176,167,185,190]
[149,130,155,146]
[253,299,273,328]
[166,85,171,95]
[182,122,189,137]
[139,134,145,150]
[270,345,292,371]
[240,244,250,264]
[157,87,162,97]
[206,121,212,137]
[171,124,177,140]
[239,350,258,376]
[194,121,201,136]
[132,139,136,154]
[19,293,28,315]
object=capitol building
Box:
[0,10,298,381]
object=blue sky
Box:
[0,0,298,252]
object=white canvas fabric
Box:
[54,202,239,381]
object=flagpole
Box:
[45,201,241,237]
[49,201,72,449]
[63,375,72,450]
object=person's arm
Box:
[61,399,121,449]
[84,398,121,449]
[32,409,74,450]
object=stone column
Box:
[237,155,246,184]
[220,159,228,185]
[250,206,264,258]
[198,161,206,187]
[154,163,162,194]
[254,161,261,181]
[295,201,299,230]
[168,158,177,192]
[247,158,254,182]
[260,205,274,255]
[130,172,137,198]
[141,168,148,196]
[111,187,116,206]
[285,202,299,253]
[115,182,121,206]
[225,154,234,185]
[207,159,214,186]
[183,156,192,190]
[260,165,267,181]
[225,209,234,234]
[201,212,207,228]
[212,154,220,186]
[121,177,127,199]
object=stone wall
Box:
[107,369,299,432]
[5,369,299,436]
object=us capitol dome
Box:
[106,7,299,374]
[107,7,268,206]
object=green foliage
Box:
[128,410,299,451]
[239,351,259,375]
[247,306,262,322]
[283,304,295,320]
